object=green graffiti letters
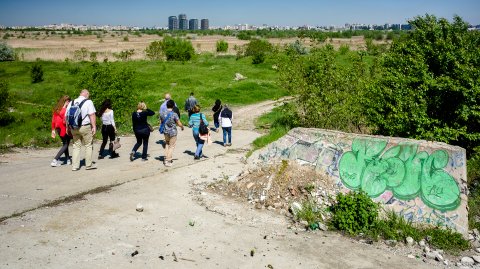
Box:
[339,138,460,211]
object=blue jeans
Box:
[193,130,204,157]
[214,122,219,130]
[222,127,232,144]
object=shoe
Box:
[85,165,97,170]
[98,155,105,160]
[66,158,72,165]
[72,167,79,171]
[223,143,227,147]
[215,129,219,133]
[51,159,61,167]
[164,161,172,167]
[194,155,200,160]
[141,158,148,162]
[130,152,135,162]
[227,143,232,146]
[110,153,120,159]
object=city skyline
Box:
[1,0,479,28]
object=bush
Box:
[295,199,325,227]
[338,44,350,55]
[0,42,15,61]
[0,80,14,126]
[77,63,136,128]
[30,63,44,83]
[113,49,134,61]
[285,40,308,55]
[216,40,228,53]
[160,36,195,62]
[366,15,480,153]
[73,48,89,61]
[245,39,272,64]
[145,40,163,60]
[330,191,379,235]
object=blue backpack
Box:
[66,99,87,130]
[159,112,173,134]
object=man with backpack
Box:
[184,92,198,118]
[66,89,97,171]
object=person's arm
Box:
[89,113,96,135]
[188,115,193,128]
[51,113,56,138]
[146,108,155,116]
[176,114,184,131]
[111,111,116,132]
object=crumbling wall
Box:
[248,128,468,234]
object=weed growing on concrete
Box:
[296,199,325,227]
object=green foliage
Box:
[30,63,44,83]
[278,47,372,132]
[236,31,252,40]
[159,36,195,61]
[145,40,163,60]
[216,40,228,53]
[76,63,136,128]
[89,51,98,62]
[338,44,350,55]
[123,36,129,42]
[0,42,15,61]
[366,15,480,153]
[330,191,379,235]
[285,40,308,55]
[0,80,14,126]
[244,39,272,64]
[296,199,325,226]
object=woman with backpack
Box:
[188,105,209,160]
[50,95,72,167]
[97,99,119,159]
[211,99,222,133]
[159,100,184,167]
[130,101,155,162]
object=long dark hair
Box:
[97,99,112,117]
[212,99,222,112]
[53,95,70,114]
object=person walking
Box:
[50,95,72,167]
[188,105,208,160]
[219,104,233,147]
[130,101,155,162]
[67,89,97,171]
[159,93,175,115]
[160,100,184,167]
[97,99,119,159]
[184,92,198,118]
[211,99,222,133]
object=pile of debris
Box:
[207,160,340,217]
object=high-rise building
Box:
[201,19,209,30]
[179,14,188,30]
[168,16,178,30]
[189,19,199,30]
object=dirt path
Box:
[0,100,433,269]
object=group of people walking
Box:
[50,89,233,170]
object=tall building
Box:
[189,19,199,30]
[201,19,209,30]
[179,14,188,30]
[168,16,178,30]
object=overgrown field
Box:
[0,55,287,148]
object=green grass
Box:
[0,55,287,148]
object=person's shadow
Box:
[213,141,224,146]
[183,150,195,156]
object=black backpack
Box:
[199,113,208,135]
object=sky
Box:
[1,0,479,28]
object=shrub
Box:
[330,191,379,235]
[0,80,14,126]
[123,36,129,42]
[244,39,272,64]
[89,51,98,62]
[160,36,195,61]
[0,42,15,61]
[30,63,44,83]
[113,49,134,61]
[285,40,308,55]
[295,199,325,227]
[216,40,228,53]
[338,44,350,55]
[77,63,136,128]
[73,47,89,61]
[145,41,163,60]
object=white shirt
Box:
[101,110,115,127]
[219,114,233,128]
[67,96,96,125]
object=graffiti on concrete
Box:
[339,138,461,211]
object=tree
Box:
[366,15,480,152]
[145,40,163,60]
[30,63,44,83]
[244,39,272,64]
[159,36,195,61]
[0,80,14,126]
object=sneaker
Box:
[194,155,200,160]
[66,158,72,165]
[227,143,232,146]
[51,159,61,167]
[110,152,120,159]
[98,155,105,160]
[129,152,135,162]
[164,161,172,167]
[72,167,79,171]
[223,143,227,147]
[85,165,97,170]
